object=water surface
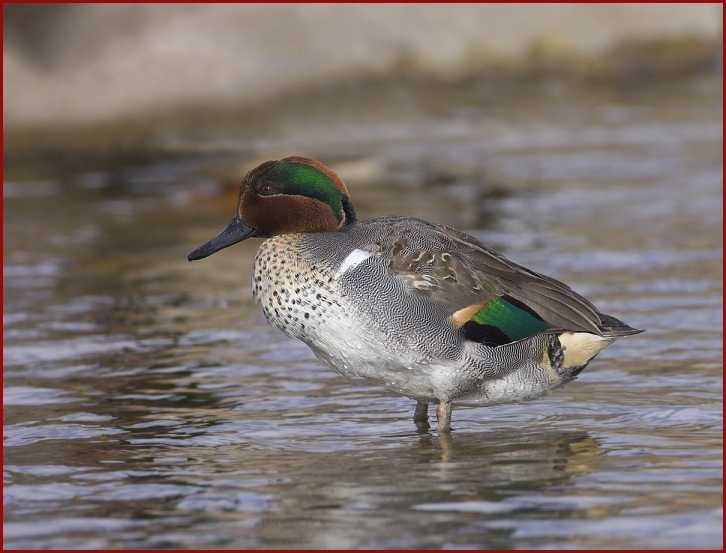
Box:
[3,77,722,549]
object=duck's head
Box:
[188,156,356,261]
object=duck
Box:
[188,156,643,433]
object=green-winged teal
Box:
[189,156,643,433]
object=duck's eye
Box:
[259,183,274,195]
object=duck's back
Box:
[320,216,638,337]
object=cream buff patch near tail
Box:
[558,331,615,369]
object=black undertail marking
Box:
[547,334,565,375]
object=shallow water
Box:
[3,77,723,549]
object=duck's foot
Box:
[436,401,452,433]
[413,401,430,430]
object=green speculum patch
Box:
[467,295,552,345]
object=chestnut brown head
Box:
[188,157,356,261]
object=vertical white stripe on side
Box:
[335,248,373,277]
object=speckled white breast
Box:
[251,235,444,400]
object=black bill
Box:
[188,215,259,261]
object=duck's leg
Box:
[436,401,452,433]
[413,401,430,430]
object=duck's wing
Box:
[367,217,639,341]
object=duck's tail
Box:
[596,312,646,338]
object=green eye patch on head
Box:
[258,161,345,220]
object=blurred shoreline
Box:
[3,4,722,155]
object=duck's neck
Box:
[342,196,357,224]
